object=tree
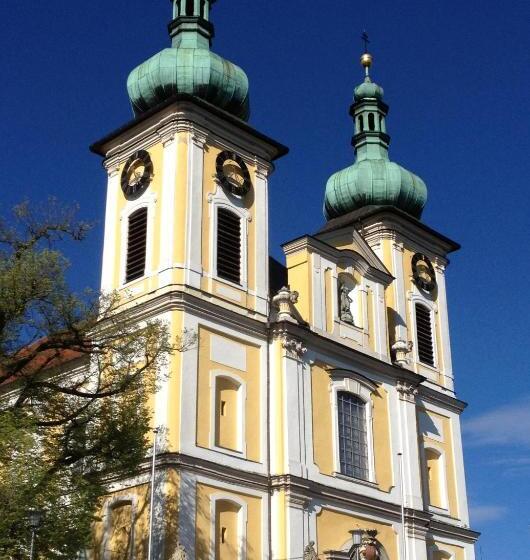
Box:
[0,200,194,558]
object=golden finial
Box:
[360,31,373,80]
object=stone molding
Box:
[396,380,419,403]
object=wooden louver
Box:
[415,303,435,367]
[216,208,241,285]
[126,208,148,283]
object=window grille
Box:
[338,392,369,480]
[125,208,148,283]
[415,303,435,366]
[216,208,241,285]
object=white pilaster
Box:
[100,165,120,292]
[254,163,270,316]
[185,129,206,289]
[392,241,409,344]
[286,496,311,560]
[451,413,470,526]
[433,263,454,391]
[397,382,424,511]
[158,132,179,286]
[281,334,309,477]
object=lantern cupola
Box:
[127,0,250,120]
[324,49,428,220]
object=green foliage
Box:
[0,200,195,558]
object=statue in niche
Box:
[339,281,355,325]
[304,541,318,560]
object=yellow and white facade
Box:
[88,10,478,560]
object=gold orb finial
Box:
[361,52,373,69]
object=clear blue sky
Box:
[3,1,529,556]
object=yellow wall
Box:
[316,508,398,559]
[196,483,262,560]
[196,327,261,461]
[285,249,312,322]
[310,364,393,491]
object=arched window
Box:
[108,500,134,560]
[425,448,445,508]
[337,392,369,480]
[368,113,375,131]
[186,0,194,16]
[216,208,242,285]
[358,115,364,132]
[415,303,435,366]
[125,207,148,283]
[215,376,242,452]
[212,497,246,560]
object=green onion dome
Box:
[127,1,250,121]
[324,52,428,220]
[324,159,428,220]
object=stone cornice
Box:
[282,234,393,286]
[418,385,468,413]
[90,94,288,166]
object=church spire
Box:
[127,0,249,120]
[323,43,428,221]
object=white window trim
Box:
[101,495,138,560]
[209,493,248,560]
[208,184,250,291]
[410,293,439,371]
[209,370,247,458]
[422,444,449,512]
[329,373,377,484]
[119,192,157,287]
[427,545,454,560]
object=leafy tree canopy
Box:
[0,200,193,558]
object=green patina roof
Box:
[127,1,250,121]
[324,159,427,220]
[324,60,428,220]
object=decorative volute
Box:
[127,0,250,120]
[324,45,428,221]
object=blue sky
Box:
[2,1,529,556]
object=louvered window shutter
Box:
[415,303,435,366]
[126,208,148,283]
[216,208,241,285]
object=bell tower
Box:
[94,0,286,316]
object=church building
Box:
[89,2,479,558]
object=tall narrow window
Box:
[337,392,369,480]
[215,377,241,451]
[368,113,375,131]
[217,208,241,285]
[126,208,148,283]
[416,303,435,366]
[109,501,134,560]
[186,0,194,15]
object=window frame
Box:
[421,444,449,512]
[120,193,156,287]
[329,373,377,484]
[410,294,439,372]
[208,183,250,291]
[209,370,247,458]
[209,494,248,560]
[101,495,137,560]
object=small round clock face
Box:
[121,150,153,199]
[412,253,437,293]
[216,151,252,196]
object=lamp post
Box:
[27,509,43,560]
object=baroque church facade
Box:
[89,1,478,559]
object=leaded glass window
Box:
[338,392,369,480]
